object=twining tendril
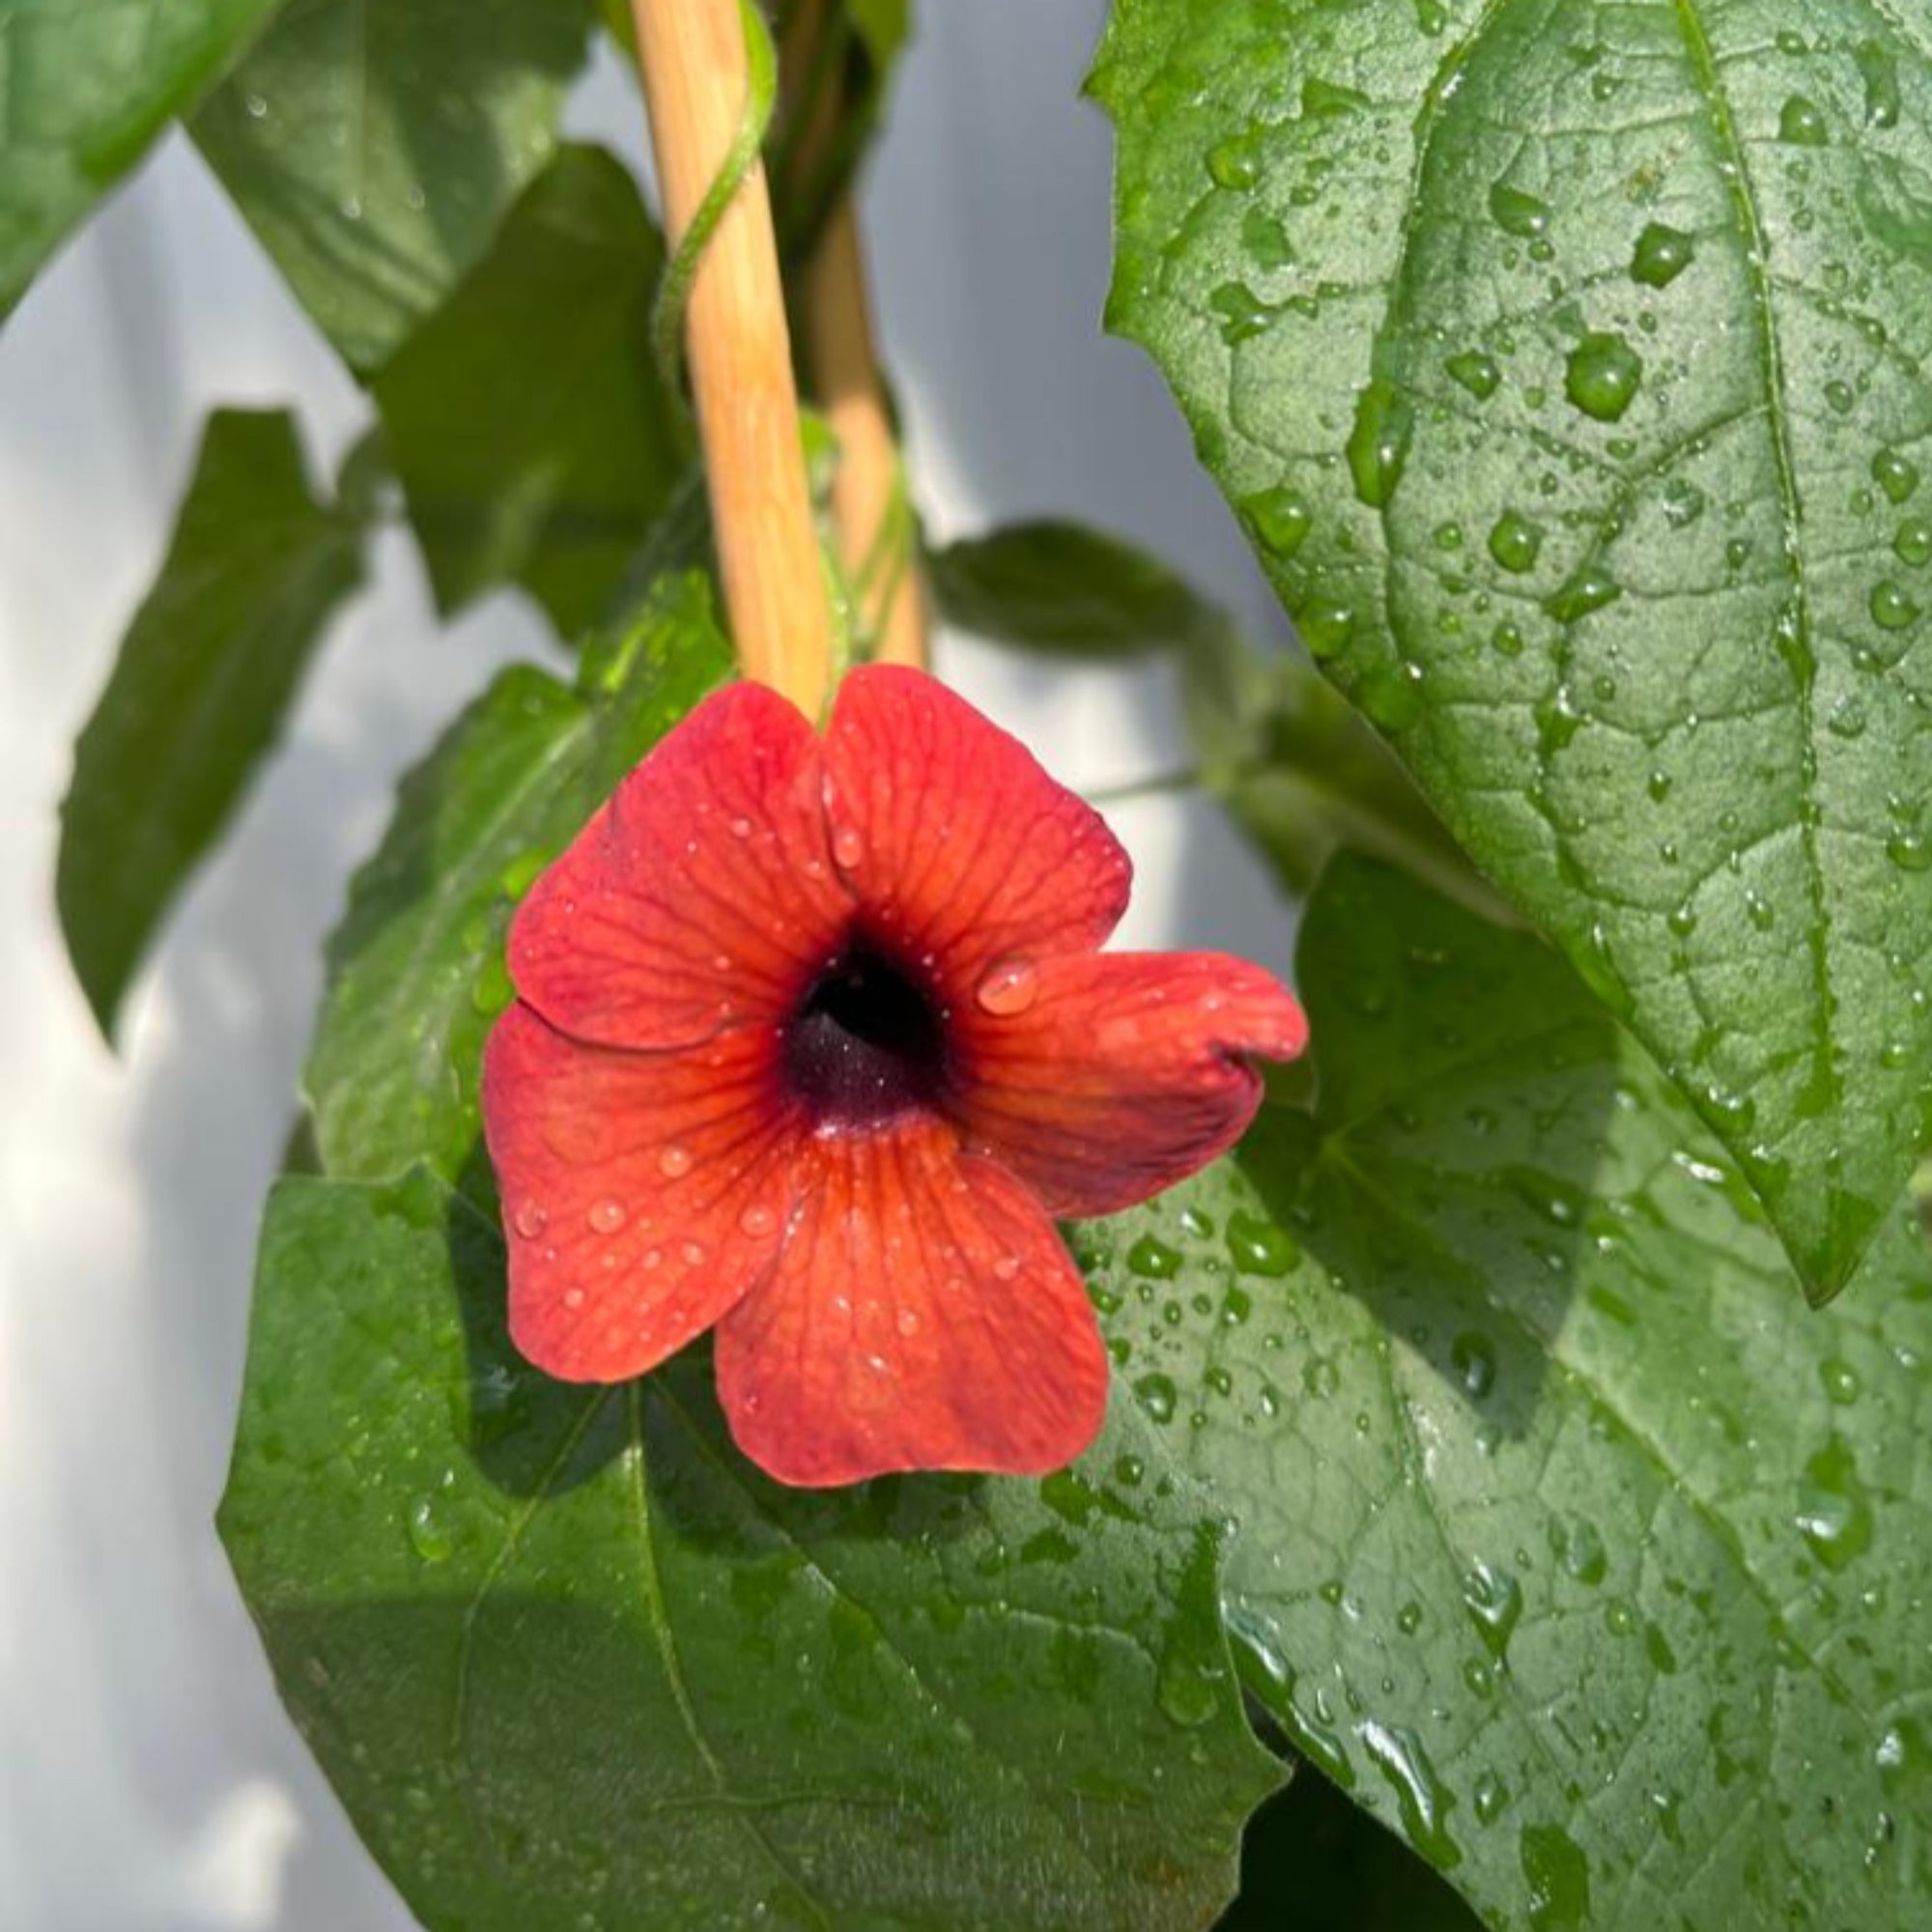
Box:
[649,0,781,427]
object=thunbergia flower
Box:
[483,667,1306,1486]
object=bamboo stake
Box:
[630,0,834,717]
[804,199,926,668]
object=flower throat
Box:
[782,940,949,1129]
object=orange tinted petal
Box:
[822,667,1131,990]
[482,1002,800,1380]
[509,679,849,1050]
[954,952,1307,1216]
[713,1121,1110,1486]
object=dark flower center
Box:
[783,941,949,1129]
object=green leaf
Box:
[190,0,599,374]
[57,408,364,1037]
[1219,1756,1482,1932]
[597,0,638,61]
[925,519,1225,658]
[1079,856,1932,1930]
[1094,0,1932,1298]
[1186,627,1502,921]
[371,145,684,635]
[923,520,1489,915]
[0,0,282,316]
[304,572,729,1195]
[846,0,912,75]
[221,1167,1277,1932]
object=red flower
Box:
[482,667,1306,1486]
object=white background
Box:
[0,5,1291,1925]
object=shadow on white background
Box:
[0,7,1292,1925]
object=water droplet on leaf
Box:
[1566,332,1644,421]
[1631,222,1694,289]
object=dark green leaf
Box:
[926,521,1489,915]
[372,145,684,635]
[57,408,363,1037]
[846,0,911,72]
[1218,1756,1482,1932]
[598,0,637,61]
[304,572,729,1195]
[1186,628,1502,921]
[1080,856,1932,1930]
[926,519,1223,658]
[191,0,599,373]
[1095,0,1932,1298]
[770,0,917,261]
[221,1168,1277,1932]
[0,0,281,315]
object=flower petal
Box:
[713,1121,1110,1486]
[509,679,849,1050]
[954,952,1308,1216]
[482,1001,798,1380]
[822,666,1131,990]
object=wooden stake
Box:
[805,199,926,669]
[630,0,834,717]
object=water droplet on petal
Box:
[992,1254,1022,1282]
[588,1198,626,1234]
[729,816,753,838]
[739,1203,776,1237]
[977,954,1039,1016]
[681,1240,706,1265]
[513,1201,548,1238]
[659,1144,694,1179]
[833,827,865,868]
[895,1308,921,1336]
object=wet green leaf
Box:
[1095,0,1932,1299]
[1083,856,1932,1930]
[57,409,363,1037]
[222,1166,1276,1932]
[372,146,684,636]
[0,0,281,316]
[191,0,598,373]
[305,572,729,1195]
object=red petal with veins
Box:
[482,1002,799,1380]
[953,952,1308,1217]
[822,666,1132,990]
[509,679,848,1050]
[713,1120,1110,1486]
